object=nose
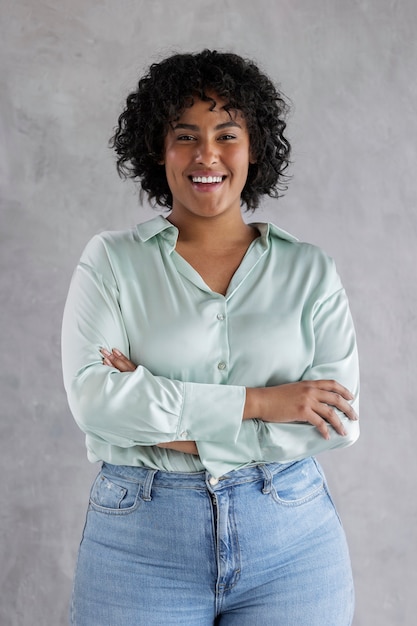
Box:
[194,138,218,165]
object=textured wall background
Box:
[1,0,416,624]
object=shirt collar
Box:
[136,215,179,246]
[250,221,299,244]
[136,215,298,246]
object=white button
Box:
[217,313,225,321]
[217,361,226,370]
[209,477,219,486]
[179,430,188,439]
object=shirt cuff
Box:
[197,419,263,478]
[177,382,246,444]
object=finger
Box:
[306,412,331,440]
[312,379,354,401]
[102,354,121,369]
[307,407,347,439]
[109,357,135,372]
[100,348,136,372]
[316,404,347,436]
[318,390,358,421]
[112,348,128,359]
[111,349,137,372]
[100,349,115,367]
[100,347,128,360]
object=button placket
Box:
[214,304,229,380]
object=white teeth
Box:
[191,176,223,183]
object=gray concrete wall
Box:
[1,0,416,624]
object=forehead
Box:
[174,95,245,125]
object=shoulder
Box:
[257,222,342,295]
[80,215,172,265]
[79,227,139,267]
[255,221,333,264]
[77,216,174,286]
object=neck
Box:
[167,209,254,247]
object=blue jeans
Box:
[70,458,354,625]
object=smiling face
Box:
[162,94,254,223]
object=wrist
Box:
[243,387,263,420]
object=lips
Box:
[188,171,226,190]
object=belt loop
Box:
[141,469,158,501]
[259,464,273,495]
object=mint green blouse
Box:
[61,215,359,478]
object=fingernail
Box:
[100,348,110,356]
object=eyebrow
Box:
[171,121,243,131]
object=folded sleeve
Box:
[249,266,360,462]
[61,237,246,449]
[197,258,360,475]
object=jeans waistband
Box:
[101,461,299,498]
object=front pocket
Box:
[89,472,142,514]
[270,458,325,506]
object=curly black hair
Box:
[110,49,291,211]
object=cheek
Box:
[164,147,188,173]
[230,151,251,180]
[229,143,251,164]
[163,152,180,182]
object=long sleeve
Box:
[251,284,359,460]
[196,258,360,476]
[61,240,246,452]
[256,258,359,457]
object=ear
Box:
[249,151,256,165]
[152,153,164,165]
[149,150,165,165]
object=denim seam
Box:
[89,474,143,515]
[270,483,325,507]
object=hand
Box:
[100,348,137,372]
[100,347,199,456]
[157,441,199,455]
[244,380,358,440]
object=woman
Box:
[62,50,359,625]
